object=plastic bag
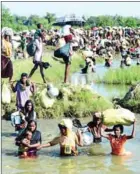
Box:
[2,83,11,104]
[82,132,93,146]
[40,89,55,108]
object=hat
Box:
[59,119,73,130]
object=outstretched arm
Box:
[37,137,60,149]
[100,127,110,139]
[28,142,41,148]
[105,128,113,132]
[126,120,136,139]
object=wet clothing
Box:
[93,137,102,143]
[107,134,127,155]
[16,130,42,156]
[49,131,78,156]
[88,122,107,143]
[19,138,30,153]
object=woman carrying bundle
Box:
[101,121,135,156]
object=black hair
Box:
[15,120,37,144]
[113,124,124,134]
[24,100,35,122]
[27,120,37,128]
[37,23,42,29]
[4,35,10,39]
[25,130,32,136]
[21,73,28,78]
[24,100,34,112]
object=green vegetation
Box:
[2,5,56,31]
[97,66,140,85]
[117,83,140,113]
[2,85,113,119]
[2,5,140,32]
[10,51,84,84]
[85,15,140,28]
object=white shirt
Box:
[34,38,43,62]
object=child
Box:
[101,121,135,156]
[19,130,32,158]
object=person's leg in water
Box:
[39,62,46,83]
[28,62,38,78]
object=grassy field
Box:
[10,51,85,85]
[2,48,113,119]
[2,85,113,119]
[97,66,140,85]
[1,47,105,85]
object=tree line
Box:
[2,5,140,32]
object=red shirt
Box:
[107,134,127,155]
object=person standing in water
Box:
[87,112,113,143]
[101,121,135,156]
[38,119,83,156]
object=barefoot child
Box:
[101,121,135,156]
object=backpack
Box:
[54,43,70,59]
[27,40,37,57]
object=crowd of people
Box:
[1,23,138,159]
[2,24,140,83]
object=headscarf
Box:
[59,119,73,131]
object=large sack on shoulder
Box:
[102,108,135,126]
[54,43,70,58]
[27,40,37,57]
[40,89,55,108]
[2,83,11,104]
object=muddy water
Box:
[71,58,137,100]
[2,58,140,174]
[2,116,140,174]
